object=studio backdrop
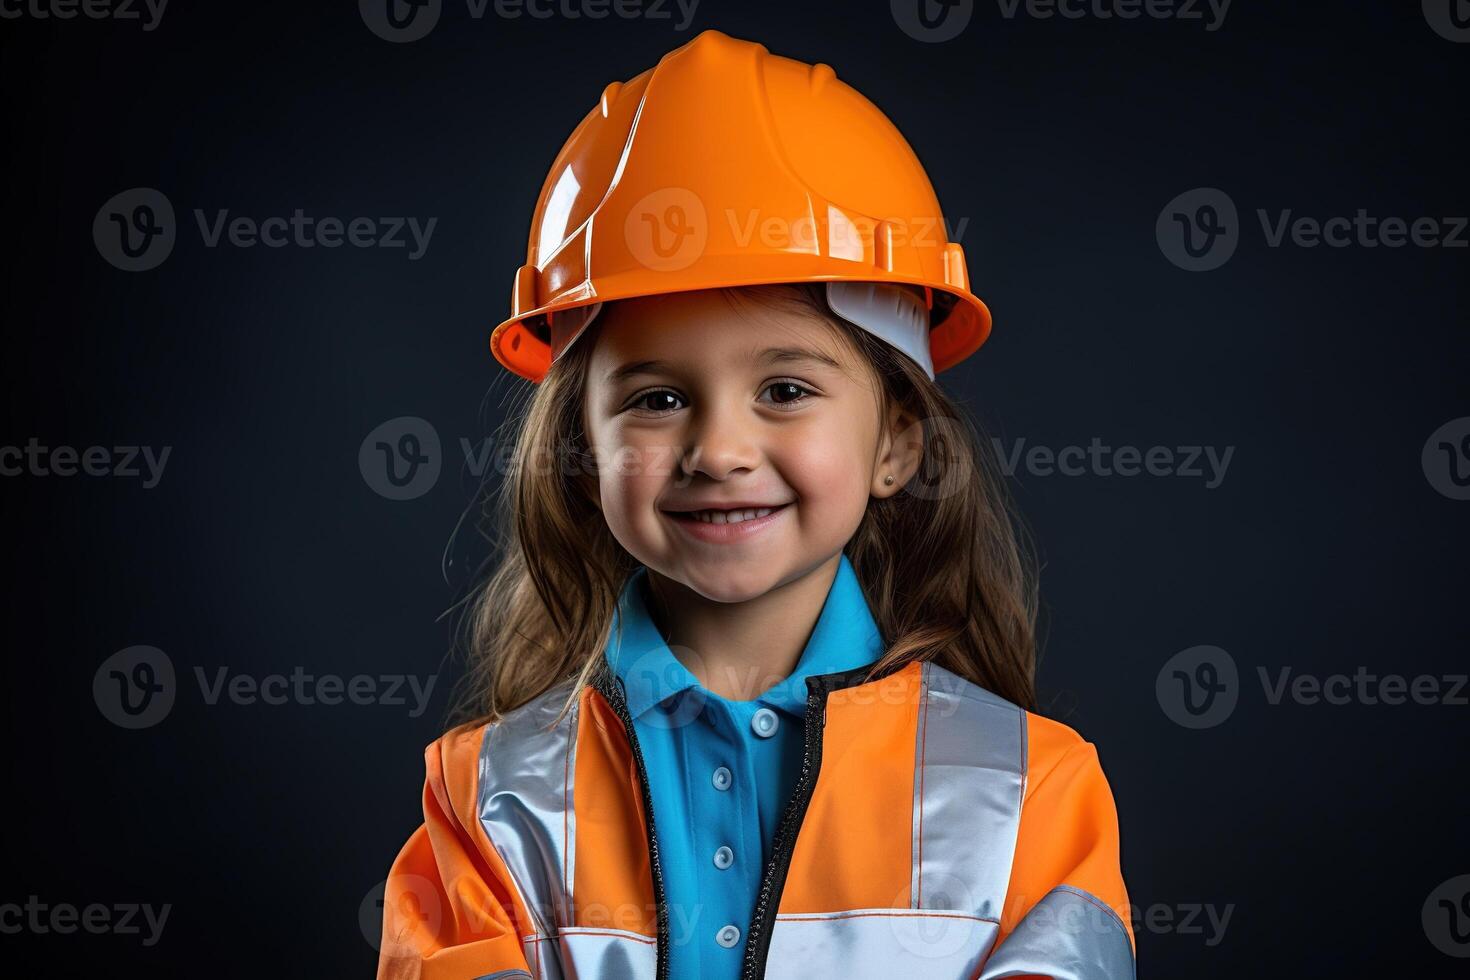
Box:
[1,1,1467,976]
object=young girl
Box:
[377,29,1133,980]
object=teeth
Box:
[689,507,774,524]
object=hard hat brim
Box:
[491,272,991,385]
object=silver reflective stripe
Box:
[765,663,1028,976]
[554,926,657,979]
[912,661,1027,921]
[764,908,999,978]
[521,936,563,980]
[473,972,534,980]
[977,885,1135,980]
[478,679,580,944]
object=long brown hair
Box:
[449,283,1039,729]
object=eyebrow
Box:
[602,346,843,385]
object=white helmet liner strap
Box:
[823,281,934,380]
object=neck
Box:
[643,554,842,702]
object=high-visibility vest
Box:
[377,655,1136,979]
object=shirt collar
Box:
[603,552,885,720]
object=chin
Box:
[663,560,784,605]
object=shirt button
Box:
[716,924,741,948]
[712,766,732,791]
[713,845,734,869]
[751,707,779,738]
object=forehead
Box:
[585,288,858,378]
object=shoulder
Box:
[1020,712,1110,805]
[419,720,491,822]
[422,677,584,800]
[920,661,1109,799]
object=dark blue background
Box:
[2,1,1466,975]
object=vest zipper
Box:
[596,671,671,980]
[739,674,836,979]
[596,660,885,980]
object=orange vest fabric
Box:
[376,657,1135,979]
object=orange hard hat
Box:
[490,28,992,384]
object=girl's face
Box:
[581,288,918,604]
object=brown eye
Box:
[631,389,685,414]
[762,381,814,407]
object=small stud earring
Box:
[884,474,894,485]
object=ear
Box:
[871,399,924,499]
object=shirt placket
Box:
[699,697,758,964]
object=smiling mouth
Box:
[664,503,791,525]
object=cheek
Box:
[777,421,874,512]
[593,430,677,524]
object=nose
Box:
[680,399,761,482]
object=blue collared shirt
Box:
[604,552,885,980]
